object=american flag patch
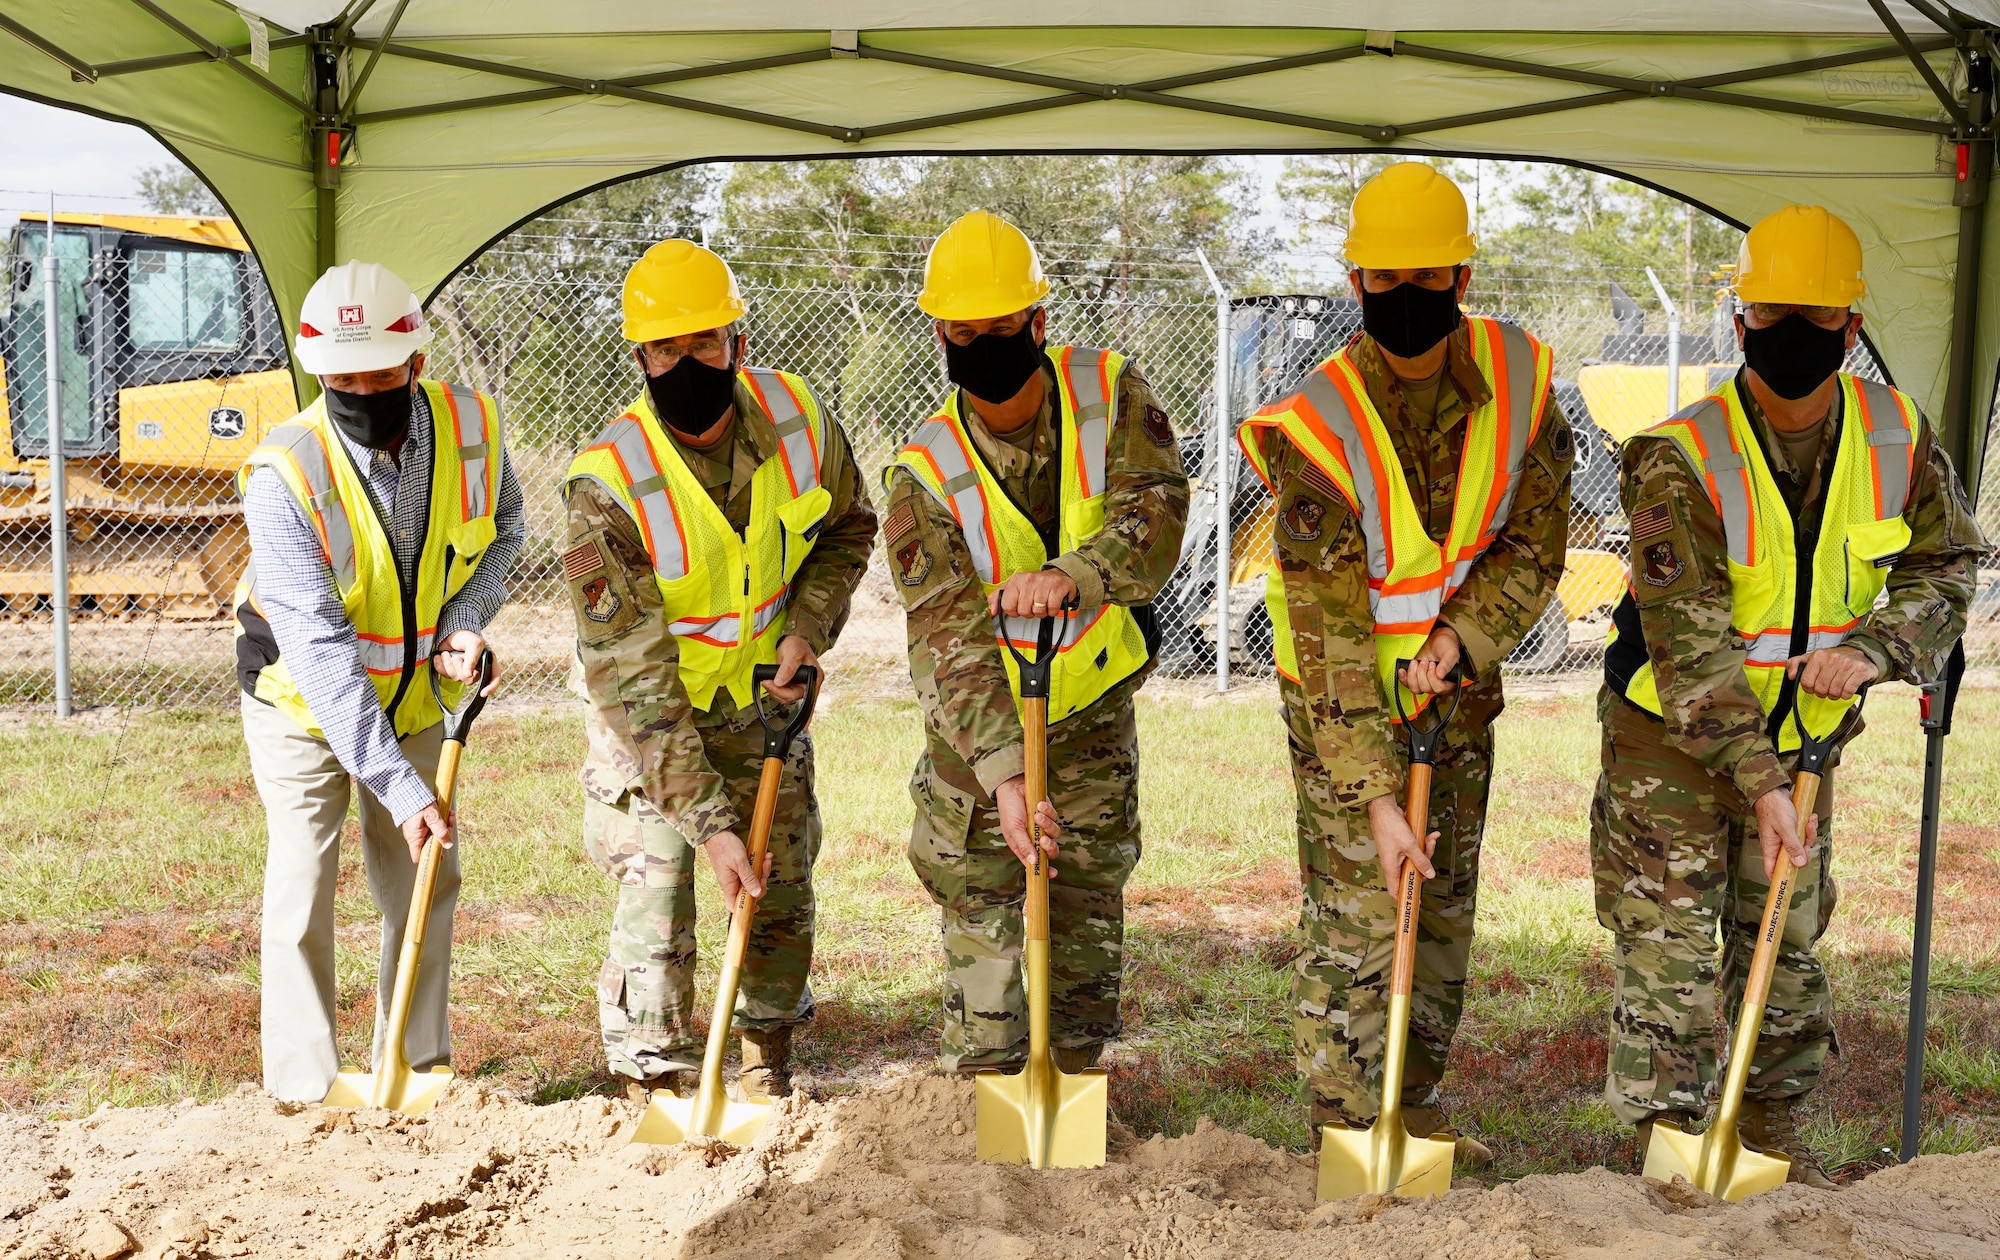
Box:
[562,540,606,581]
[884,503,917,544]
[1301,462,1340,499]
[1630,500,1674,541]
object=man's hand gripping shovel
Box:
[1318,661,1461,1201]
[975,611,1108,1169]
[322,649,493,1115]
[632,662,819,1147]
[1642,688,1867,1200]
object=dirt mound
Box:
[1,1077,1995,1259]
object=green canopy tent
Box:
[1,1,1995,488]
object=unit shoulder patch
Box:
[1281,493,1328,542]
[1627,493,1704,607]
[1141,403,1174,447]
[895,535,934,587]
[1549,417,1575,463]
[565,533,643,644]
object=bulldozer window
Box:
[3,226,94,455]
[128,248,242,353]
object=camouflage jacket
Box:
[884,357,1191,799]
[1616,375,1986,802]
[1249,323,1575,811]
[562,377,877,842]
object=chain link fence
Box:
[0,218,1995,707]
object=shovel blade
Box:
[320,1065,454,1116]
[975,1063,1107,1169]
[1642,1119,1791,1202]
[1316,1119,1456,1201]
[629,1090,773,1147]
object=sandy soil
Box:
[1,1077,1995,1260]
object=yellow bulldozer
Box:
[0,212,294,618]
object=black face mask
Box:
[646,352,739,437]
[1741,312,1850,401]
[1358,275,1464,359]
[943,318,1047,405]
[324,383,412,451]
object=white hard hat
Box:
[293,260,433,375]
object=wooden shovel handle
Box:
[1023,696,1050,944]
[722,754,785,971]
[1387,762,1431,1000]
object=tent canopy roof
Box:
[1,2,1994,482]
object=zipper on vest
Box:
[1768,413,1838,741]
[346,431,431,735]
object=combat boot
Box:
[1740,1097,1839,1189]
[624,1070,696,1106]
[1634,1109,1698,1164]
[1406,1105,1492,1169]
[739,1026,793,1099]
[1307,1100,1369,1152]
[1052,1044,1104,1074]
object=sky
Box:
[0,95,178,229]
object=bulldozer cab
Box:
[0,214,295,617]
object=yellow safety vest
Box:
[233,379,501,739]
[564,366,830,712]
[1237,316,1555,719]
[888,345,1154,725]
[1611,373,1920,750]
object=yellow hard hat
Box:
[917,209,1052,321]
[1344,162,1477,270]
[621,239,748,343]
[1734,205,1866,307]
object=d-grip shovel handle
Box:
[1001,608,1064,699]
[1391,657,1466,769]
[1788,679,1870,782]
[427,648,494,809]
[751,662,820,761]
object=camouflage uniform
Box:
[1248,325,1574,1123]
[563,377,876,1081]
[1594,377,1985,1124]
[885,357,1190,1071]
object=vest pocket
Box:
[1842,515,1910,615]
[777,485,833,582]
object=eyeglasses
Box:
[640,337,728,369]
[1742,302,1850,327]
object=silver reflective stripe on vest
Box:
[1480,321,1545,546]
[1851,376,1916,518]
[746,366,823,497]
[266,422,358,593]
[1679,398,1754,567]
[999,608,1089,652]
[1744,623,1856,666]
[602,415,688,581]
[1064,347,1112,498]
[438,382,491,523]
[901,413,1000,581]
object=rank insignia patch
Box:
[1142,404,1174,447]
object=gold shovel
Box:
[1319,661,1461,1200]
[632,662,819,1146]
[1643,688,1867,1200]
[976,612,1107,1169]
[323,648,493,1115]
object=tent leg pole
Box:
[317,182,336,273]
[1942,47,1993,494]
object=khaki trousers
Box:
[241,695,456,1102]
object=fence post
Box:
[1645,267,1681,416]
[1196,250,1231,693]
[44,193,72,718]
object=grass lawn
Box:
[2,679,1997,1183]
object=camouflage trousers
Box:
[582,716,820,1082]
[1281,679,1493,1123]
[1591,690,1838,1125]
[907,696,1142,1072]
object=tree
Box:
[135,164,224,216]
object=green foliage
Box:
[135,164,224,217]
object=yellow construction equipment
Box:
[0,213,293,617]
